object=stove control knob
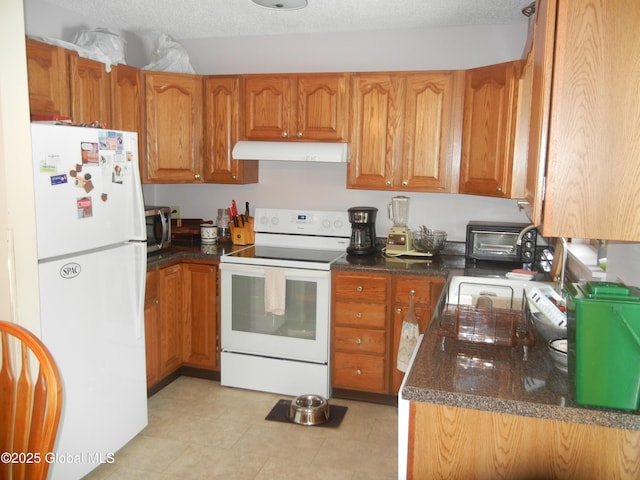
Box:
[322,218,331,229]
[334,219,344,230]
[259,215,269,226]
[271,217,279,226]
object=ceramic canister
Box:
[200,224,217,244]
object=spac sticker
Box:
[59,262,81,279]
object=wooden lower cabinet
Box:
[144,269,161,387]
[158,264,184,379]
[391,276,444,392]
[182,263,218,370]
[409,402,640,480]
[145,262,218,390]
[331,271,444,395]
[332,271,389,394]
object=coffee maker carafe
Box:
[347,207,377,255]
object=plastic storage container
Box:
[565,281,640,410]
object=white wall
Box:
[2,0,41,332]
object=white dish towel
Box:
[264,268,286,316]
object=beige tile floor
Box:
[84,376,398,479]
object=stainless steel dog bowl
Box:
[288,394,330,426]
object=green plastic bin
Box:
[565,281,640,411]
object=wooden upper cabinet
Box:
[540,0,640,241]
[402,72,461,191]
[111,64,143,134]
[296,75,348,141]
[348,73,402,189]
[244,74,348,141]
[203,76,257,184]
[459,61,520,198]
[25,39,70,117]
[349,72,459,192]
[520,0,557,224]
[144,72,203,183]
[68,52,112,126]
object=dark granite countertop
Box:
[146,242,244,269]
[402,293,640,431]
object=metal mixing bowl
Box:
[288,394,330,426]
[413,229,447,255]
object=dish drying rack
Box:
[439,281,535,347]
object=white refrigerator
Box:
[30,124,148,480]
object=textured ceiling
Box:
[41,0,532,40]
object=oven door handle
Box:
[219,262,331,279]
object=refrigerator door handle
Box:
[130,132,146,242]
[132,242,147,340]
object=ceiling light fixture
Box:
[251,0,308,11]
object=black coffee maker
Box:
[347,207,378,255]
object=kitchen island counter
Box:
[401,296,640,479]
[402,305,640,431]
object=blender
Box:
[386,196,413,254]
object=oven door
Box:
[220,263,330,363]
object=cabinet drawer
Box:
[333,352,385,392]
[394,277,437,304]
[334,326,386,355]
[333,274,388,302]
[333,302,386,328]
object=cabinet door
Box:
[158,264,183,377]
[111,64,143,134]
[522,0,557,224]
[297,74,348,141]
[203,76,258,184]
[244,76,292,139]
[391,277,444,392]
[182,264,218,370]
[68,53,112,126]
[25,39,70,117]
[459,61,520,197]
[144,269,160,388]
[402,72,459,191]
[111,64,145,165]
[144,72,203,183]
[348,74,403,189]
[542,0,640,240]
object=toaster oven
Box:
[465,221,537,263]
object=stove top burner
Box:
[230,245,345,264]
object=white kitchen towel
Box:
[264,268,286,315]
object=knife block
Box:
[230,216,255,245]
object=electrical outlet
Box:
[171,205,181,219]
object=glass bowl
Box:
[413,229,447,255]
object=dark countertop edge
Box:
[402,385,640,431]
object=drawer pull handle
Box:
[356,338,362,345]
[356,369,362,375]
[356,286,363,292]
[355,312,362,318]
[396,308,402,314]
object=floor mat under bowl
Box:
[265,399,348,428]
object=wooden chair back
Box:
[0,320,63,480]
